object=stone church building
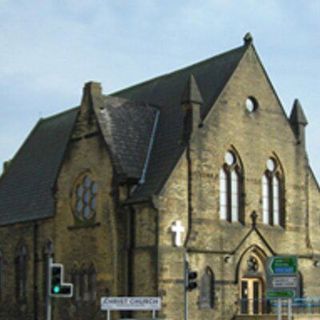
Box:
[0,33,320,320]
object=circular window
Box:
[245,97,258,113]
[74,174,97,220]
[225,151,235,165]
[266,158,276,172]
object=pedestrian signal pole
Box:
[184,254,198,320]
[46,258,73,320]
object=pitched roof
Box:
[0,42,248,224]
[0,108,78,225]
[96,95,158,180]
[114,44,247,201]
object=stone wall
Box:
[152,45,320,320]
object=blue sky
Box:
[0,1,320,177]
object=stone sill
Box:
[67,222,101,230]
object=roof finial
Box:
[243,32,253,45]
[250,211,257,228]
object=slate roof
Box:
[0,42,248,225]
[114,44,247,201]
[96,95,158,180]
[0,108,78,225]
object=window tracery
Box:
[199,267,215,309]
[262,157,284,227]
[220,150,244,223]
[15,244,27,302]
[73,173,98,221]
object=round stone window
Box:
[245,97,258,113]
[74,174,97,220]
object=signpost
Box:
[266,256,298,299]
[266,256,298,320]
[101,297,161,320]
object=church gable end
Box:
[0,34,320,320]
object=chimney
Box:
[181,74,203,143]
[289,99,308,148]
[80,81,103,118]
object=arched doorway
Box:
[238,247,267,315]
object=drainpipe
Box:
[33,221,39,320]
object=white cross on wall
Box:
[171,220,185,247]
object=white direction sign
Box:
[272,276,298,288]
[101,297,161,311]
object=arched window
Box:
[72,173,98,221]
[15,244,28,302]
[88,264,97,301]
[79,263,97,301]
[81,264,89,301]
[262,157,284,227]
[220,150,244,223]
[199,267,215,309]
[71,264,81,301]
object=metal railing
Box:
[238,298,320,315]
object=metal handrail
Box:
[238,297,320,315]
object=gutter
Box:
[139,110,160,185]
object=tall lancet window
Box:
[219,150,244,223]
[262,158,284,227]
[15,244,28,302]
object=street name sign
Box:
[101,297,161,311]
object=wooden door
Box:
[240,278,262,314]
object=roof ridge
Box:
[112,44,246,96]
[41,106,79,122]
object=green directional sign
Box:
[269,256,297,275]
[267,290,295,299]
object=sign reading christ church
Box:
[100,297,161,311]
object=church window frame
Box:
[87,263,97,301]
[72,263,97,302]
[15,244,28,303]
[262,157,285,227]
[219,150,244,223]
[199,267,215,309]
[245,96,258,113]
[71,264,81,302]
[72,172,98,222]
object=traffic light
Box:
[185,261,198,291]
[49,263,73,298]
